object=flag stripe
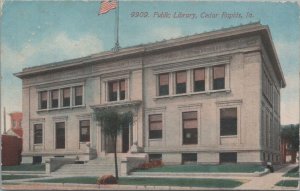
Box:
[99,0,117,14]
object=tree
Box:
[281,124,299,152]
[281,124,299,163]
[94,107,133,180]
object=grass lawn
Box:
[283,166,299,177]
[31,176,243,188]
[134,164,265,173]
[3,164,45,171]
[3,175,43,180]
[31,176,98,184]
[275,180,298,187]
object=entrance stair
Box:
[51,156,122,176]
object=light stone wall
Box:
[20,30,283,164]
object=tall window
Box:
[182,111,198,144]
[74,86,83,106]
[40,91,48,109]
[51,90,59,108]
[194,68,205,92]
[62,88,70,107]
[149,114,162,139]
[176,71,187,94]
[79,120,90,142]
[158,74,169,96]
[108,79,126,101]
[119,80,126,100]
[213,65,225,90]
[220,108,237,136]
[34,124,43,144]
[56,122,65,149]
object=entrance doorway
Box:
[56,122,65,149]
[122,127,129,153]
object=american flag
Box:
[99,0,117,14]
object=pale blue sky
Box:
[1,1,299,128]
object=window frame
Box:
[182,111,198,145]
[220,107,238,136]
[175,70,187,94]
[107,79,127,102]
[79,120,90,142]
[158,73,169,96]
[148,114,163,139]
[33,124,43,144]
[39,91,48,110]
[212,65,225,90]
[193,68,205,92]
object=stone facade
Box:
[15,23,285,164]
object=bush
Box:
[138,160,163,170]
[97,175,117,184]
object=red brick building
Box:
[2,112,23,166]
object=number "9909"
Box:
[130,12,149,17]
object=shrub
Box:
[138,160,163,170]
[97,175,117,184]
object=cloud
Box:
[1,32,103,130]
[150,26,183,41]
[2,32,103,73]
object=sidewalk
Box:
[236,163,298,190]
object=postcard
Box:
[0,1,299,190]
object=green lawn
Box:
[3,175,43,180]
[275,180,298,187]
[3,164,45,171]
[134,164,265,173]
[31,176,98,184]
[119,177,243,188]
[283,166,299,177]
[31,176,243,188]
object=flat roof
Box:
[14,22,286,87]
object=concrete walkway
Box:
[2,164,298,190]
[237,163,298,190]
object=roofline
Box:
[14,22,286,87]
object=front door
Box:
[56,122,65,149]
[122,127,129,153]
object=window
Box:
[108,81,118,101]
[74,86,83,106]
[56,122,65,149]
[176,71,187,94]
[220,152,237,163]
[79,120,90,142]
[149,154,162,162]
[62,88,70,107]
[33,156,42,164]
[149,114,162,139]
[51,90,59,108]
[108,79,127,101]
[158,73,169,96]
[182,153,197,164]
[40,91,48,109]
[34,124,43,144]
[182,111,198,144]
[194,68,205,92]
[213,65,225,90]
[119,80,126,100]
[220,108,237,136]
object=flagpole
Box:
[113,0,120,52]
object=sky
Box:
[0,1,299,129]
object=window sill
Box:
[220,135,238,138]
[106,99,129,103]
[154,89,231,100]
[33,143,43,146]
[149,138,163,141]
[37,105,86,113]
